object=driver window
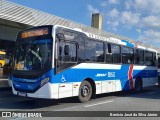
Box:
[56,40,77,73]
[58,41,65,62]
[58,41,77,63]
[65,43,77,62]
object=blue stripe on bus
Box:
[12,69,53,91]
[50,67,157,90]
[121,40,135,48]
[12,65,157,91]
[13,81,40,91]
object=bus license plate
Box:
[18,92,27,97]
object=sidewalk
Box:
[0,69,9,88]
[0,78,9,88]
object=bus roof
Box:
[54,25,157,53]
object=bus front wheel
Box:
[78,80,92,103]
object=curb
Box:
[0,78,9,88]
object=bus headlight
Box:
[41,77,50,86]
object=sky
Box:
[8,0,160,47]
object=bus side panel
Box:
[58,83,72,98]
[12,64,157,99]
[133,66,157,87]
[101,80,122,94]
[51,63,132,98]
[72,82,81,96]
[95,81,102,94]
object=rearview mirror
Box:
[56,33,65,41]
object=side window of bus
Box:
[95,41,104,62]
[153,52,157,66]
[134,49,139,64]
[85,39,96,62]
[66,43,77,62]
[106,43,112,63]
[145,51,153,66]
[122,47,134,64]
[158,56,160,68]
[58,41,77,62]
[139,50,144,65]
[85,39,104,62]
[73,36,85,62]
[111,44,121,63]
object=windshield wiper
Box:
[29,49,42,62]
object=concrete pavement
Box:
[0,86,160,120]
[0,68,9,88]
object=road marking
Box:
[55,104,84,111]
[55,100,114,111]
[147,92,158,94]
[84,100,113,108]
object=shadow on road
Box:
[0,88,80,110]
[0,85,160,110]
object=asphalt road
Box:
[0,86,160,120]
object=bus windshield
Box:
[14,39,52,71]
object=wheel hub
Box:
[82,85,90,97]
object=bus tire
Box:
[0,63,2,68]
[78,80,92,103]
[135,77,143,92]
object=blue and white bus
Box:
[11,25,158,102]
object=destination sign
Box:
[21,28,49,38]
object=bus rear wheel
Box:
[78,81,92,103]
[135,78,142,92]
